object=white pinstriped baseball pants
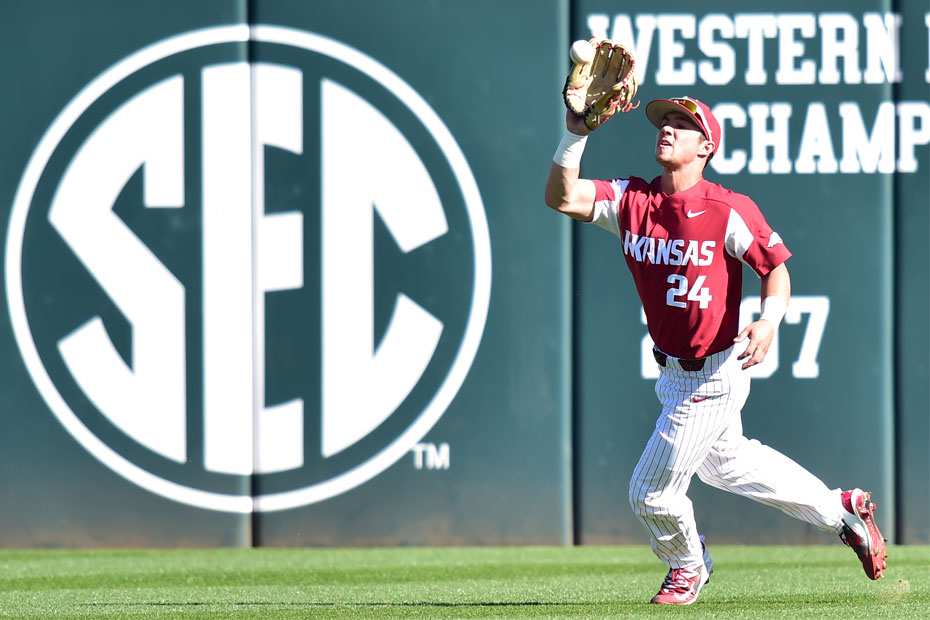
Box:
[629,345,846,570]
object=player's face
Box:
[655,112,707,168]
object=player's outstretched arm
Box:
[545,112,597,221]
[734,263,791,369]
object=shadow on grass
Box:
[82,601,603,608]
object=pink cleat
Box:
[839,488,888,580]
[650,564,709,605]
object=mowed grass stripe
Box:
[0,546,926,619]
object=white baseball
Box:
[570,40,595,64]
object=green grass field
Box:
[0,545,927,619]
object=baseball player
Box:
[544,93,888,604]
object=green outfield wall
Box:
[0,0,925,548]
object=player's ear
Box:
[699,139,716,158]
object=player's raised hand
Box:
[734,319,776,370]
[565,109,590,137]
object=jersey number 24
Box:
[666,274,711,309]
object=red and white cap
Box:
[645,97,721,156]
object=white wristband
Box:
[553,130,588,169]
[760,295,787,328]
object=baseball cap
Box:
[645,97,721,156]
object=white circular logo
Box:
[6,25,491,512]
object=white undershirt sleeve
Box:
[724,208,754,265]
[589,179,629,240]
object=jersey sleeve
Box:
[589,178,629,239]
[723,196,792,277]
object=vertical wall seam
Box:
[890,0,902,545]
[245,0,260,550]
[563,0,583,547]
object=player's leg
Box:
[695,388,888,578]
[629,417,706,570]
[630,419,715,605]
[629,348,747,570]
[630,346,759,603]
[695,418,846,532]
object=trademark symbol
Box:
[411,442,450,470]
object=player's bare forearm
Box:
[544,162,595,221]
[761,262,791,305]
[544,111,597,221]
[735,263,791,369]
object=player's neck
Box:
[660,166,704,195]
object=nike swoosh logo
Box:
[692,395,713,403]
[686,210,706,218]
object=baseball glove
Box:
[562,39,639,131]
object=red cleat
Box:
[839,488,889,580]
[650,564,709,605]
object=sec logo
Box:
[6,25,491,512]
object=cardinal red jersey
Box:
[590,176,791,359]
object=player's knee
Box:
[630,492,663,520]
[629,496,647,518]
[629,473,676,518]
[629,478,648,516]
